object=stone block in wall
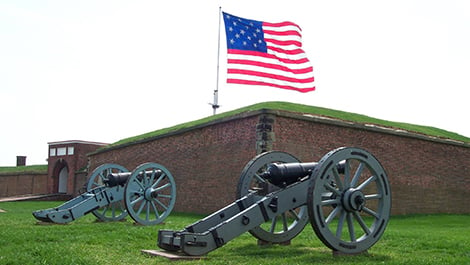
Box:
[256,114,276,154]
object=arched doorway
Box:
[58,166,68,193]
[52,159,69,194]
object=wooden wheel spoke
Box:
[281,213,288,232]
[362,206,379,219]
[155,198,169,210]
[145,201,151,221]
[151,173,166,189]
[326,206,341,224]
[101,206,109,215]
[324,183,342,196]
[154,182,171,192]
[336,210,346,237]
[353,212,371,235]
[343,160,351,189]
[357,175,377,191]
[136,200,147,216]
[346,212,356,242]
[322,198,340,206]
[365,193,382,200]
[269,217,278,233]
[130,195,144,206]
[351,162,364,188]
[254,173,267,183]
[289,209,300,221]
[150,201,160,219]
[332,167,344,191]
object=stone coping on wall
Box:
[89,108,469,156]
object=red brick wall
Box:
[83,110,470,215]
[272,113,470,215]
[0,173,48,197]
[88,116,259,214]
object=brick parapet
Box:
[87,109,469,215]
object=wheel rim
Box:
[308,147,391,254]
[87,163,129,222]
[237,151,309,243]
[124,163,176,225]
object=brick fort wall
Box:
[88,115,260,214]
[0,172,48,197]
[87,109,470,215]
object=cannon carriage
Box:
[157,147,391,256]
[33,162,176,226]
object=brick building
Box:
[46,140,108,196]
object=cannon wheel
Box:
[236,151,309,243]
[124,163,176,225]
[307,147,391,254]
[87,163,129,222]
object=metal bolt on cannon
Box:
[32,162,176,226]
[156,147,391,256]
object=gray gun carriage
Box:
[33,162,176,226]
[157,147,391,256]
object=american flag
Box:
[222,12,315,93]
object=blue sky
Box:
[1,0,469,165]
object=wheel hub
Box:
[144,187,159,200]
[342,188,365,212]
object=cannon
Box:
[32,162,176,226]
[157,147,391,256]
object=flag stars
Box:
[223,12,267,52]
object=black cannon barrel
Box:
[106,172,131,187]
[105,170,163,187]
[262,161,346,187]
[262,162,318,187]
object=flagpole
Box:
[211,6,222,115]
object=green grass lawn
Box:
[0,201,469,265]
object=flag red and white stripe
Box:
[223,12,315,92]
